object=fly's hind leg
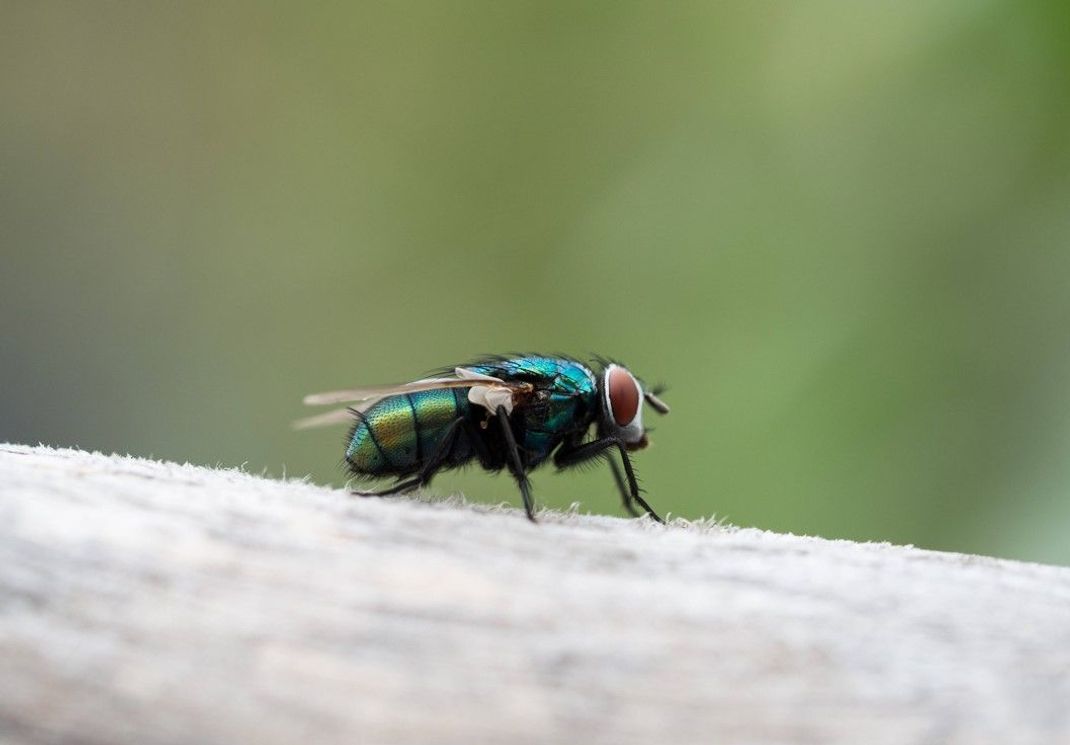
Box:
[352,479,421,498]
[353,416,465,498]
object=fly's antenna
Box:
[644,389,670,415]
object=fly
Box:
[297,355,670,523]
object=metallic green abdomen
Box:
[346,388,468,476]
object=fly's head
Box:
[598,363,670,451]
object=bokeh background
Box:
[3,2,1069,565]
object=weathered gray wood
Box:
[1,443,1069,745]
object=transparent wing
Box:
[292,408,349,431]
[302,377,470,406]
[295,367,533,429]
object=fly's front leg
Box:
[614,444,664,524]
[608,458,641,518]
[554,437,664,523]
[496,405,536,522]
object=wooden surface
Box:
[1,443,1069,745]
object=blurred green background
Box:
[3,2,1069,565]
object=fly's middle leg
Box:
[496,405,535,522]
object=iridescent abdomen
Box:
[346,388,470,476]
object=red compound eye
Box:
[608,367,639,426]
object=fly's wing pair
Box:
[293,367,533,430]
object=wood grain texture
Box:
[1,443,1069,745]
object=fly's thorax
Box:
[464,356,599,432]
[522,387,595,433]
